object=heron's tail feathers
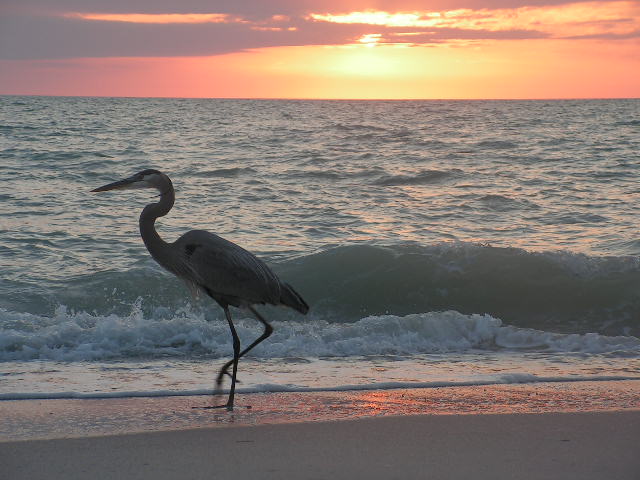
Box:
[280,282,309,315]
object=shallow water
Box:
[3,383,640,441]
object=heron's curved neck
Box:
[139,188,175,263]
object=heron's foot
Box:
[192,403,252,411]
[215,371,240,391]
[216,366,236,385]
[193,403,234,411]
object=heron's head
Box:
[92,169,171,194]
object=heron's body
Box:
[173,230,279,304]
[93,169,308,410]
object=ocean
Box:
[1,96,639,402]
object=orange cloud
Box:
[310,1,640,39]
[358,33,383,46]
[64,13,242,24]
[310,11,444,27]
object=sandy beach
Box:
[3,410,639,480]
[2,382,640,480]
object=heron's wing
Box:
[173,230,281,307]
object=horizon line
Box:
[2,93,639,102]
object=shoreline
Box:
[2,380,639,442]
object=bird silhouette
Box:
[92,169,308,410]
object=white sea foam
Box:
[1,306,638,362]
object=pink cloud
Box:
[1,1,637,60]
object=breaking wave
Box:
[1,307,639,362]
[2,242,640,361]
[278,243,640,336]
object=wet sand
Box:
[2,380,640,441]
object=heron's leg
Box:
[212,306,240,411]
[216,306,273,388]
[197,307,241,411]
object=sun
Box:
[322,43,411,77]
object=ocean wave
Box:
[373,169,462,186]
[285,169,343,180]
[1,307,638,362]
[475,140,518,150]
[478,194,539,211]
[276,243,640,336]
[332,122,388,132]
[195,167,256,178]
[615,119,640,127]
[540,213,609,225]
[3,243,640,337]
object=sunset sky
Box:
[0,0,638,99]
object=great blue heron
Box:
[92,169,309,410]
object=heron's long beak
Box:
[91,176,137,193]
